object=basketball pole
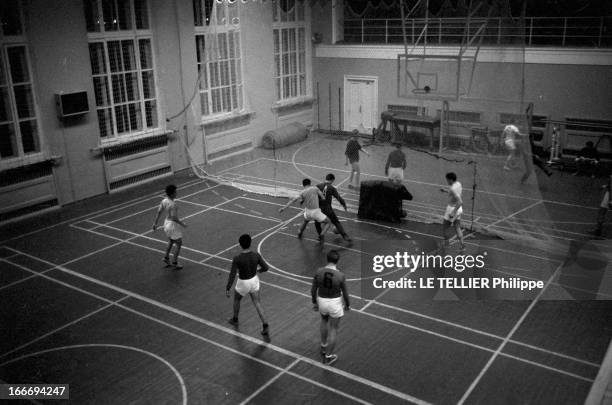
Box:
[470,159,477,232]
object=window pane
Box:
[198,64,208,89]
[115,104,129,133]
[128,102,142,131]
[290,75,297,97]
[141,71,155,98]
[290,53,297,74]
[298,28,305,50]
[145,100,157,127]
[282,29,289,53]
[135,0,149,29]
[111,74,125,102]
[218,33,228,59]
[0,1,23,36]
[297,0,304,21]
[283,76,290,98]
[233,32,240,56]
[121,40,136,71]
[298,51,305,74]
[20,120,39,153]
[97,108,113,138]
[282,53,289,75]
[272,0,278,22]
[102,0,118,31]
[117,0,132,30]
[13,85,35,119]
[200,92,209,116]
[220,61,229,86]
[108,41,122,72]
[273,55,280,77]
[139,39,153,69]
[7,47,29,84]
[216,1,225,25]
[228,31,235,59]
[231,85,237,109]
[0,123,16,157]
[124,72,139,101]
[210,62,219,87]
[237,85,243,109]
[234,58,241,83]
[280,0,287,22]
[222,87,230,111]
[273,30,280,54]
[83,0,101,32]
[229,60,235,84]
[287,0,295,21]
[289,29,296,51]
[211,88,221,113]
[196,36,205,63]
[89,43,107,75]
[93,76,111,106]
[0,87,12,122]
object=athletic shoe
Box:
[163,257,171,266]
[297,231,303,239]
[324,354,338,365]
[172,262,183,270]
[320,345,327,355]
[261,323,269,336]
[228,317,239,327]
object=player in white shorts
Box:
[311,250,350,365]
[440,172,465,251]
[152,184,187,269]
[503,124,521,171]
[594,173,611,237]
[226,234,270,336]
[279,178,331,242]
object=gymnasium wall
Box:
[312,56,612,132]
[26,0,105,204]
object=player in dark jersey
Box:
[311,250,350,365]
[315,174,351,242]
[226,234,270,336]
[345,130,370,189]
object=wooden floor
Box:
[1,135,611,404]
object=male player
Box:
[439,172,465,251]
[152,184,187,269]
[311,250,350,365]
[345,130,370,190]
[315,174,351,242]
[385,143,407,183]
[226,234,270,336]
[503,124,521,171]
[279,178,332,242]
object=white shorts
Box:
[317,296,344,318]
[601,191,610,209]
[443,205,463,222]
[504,138,516,151]
[388,167,404,182]
[163,219,183,240]
[235,275,260,296]
[304,208,327,223]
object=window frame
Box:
[0,2,45,169]
[271,0,311,104]
[194,0,246,122]
[86,0,162,143]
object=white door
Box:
[344,76,378,133]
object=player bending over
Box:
[226,234,270,336]
[279,178,331,243]
[311,250,350,365]
[152,184,187,269]
[439,172,466,251]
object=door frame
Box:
[343,75,378,132]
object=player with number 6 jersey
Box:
[311,250,350,365]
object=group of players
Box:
[150,132,469,365]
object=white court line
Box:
[457,261,566,404]
[0,158,266,245]
[0,343,188,405]
[239,359,303,405]
[0,258,372,404]
[178,198,281,223]
[90,183,223,229]
[3,247,430,405]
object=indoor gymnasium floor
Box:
[1,134,611,404]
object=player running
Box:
[439,172,466,251]
[315,174,351,242]
[311,250,350,365]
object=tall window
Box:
[84,0,158,140]
[272,0,308,101]
[0,1,42,162]
[194,0,243,117]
